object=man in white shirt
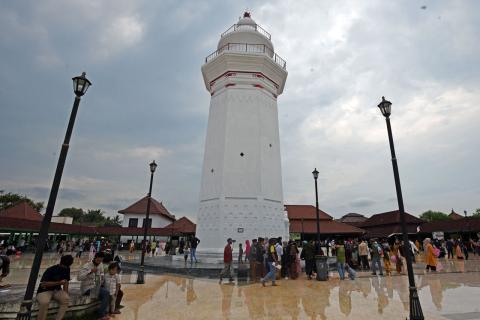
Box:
[275,238,283,261]
[409,240,419,263]
[78,252,110,320]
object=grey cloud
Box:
[349,198,376,208]
[10,186,86,202]
[1,1,479,220]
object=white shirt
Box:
[275,244,283,258]
[78,262,104,294]
[104,273,120,295]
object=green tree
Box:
[420,210,450,222]
[57,207,121,226]
[0,192,44,212]
[104,215,122,227]
[82,209,107,226]
[472,208,480,218]
[58,207,84,223]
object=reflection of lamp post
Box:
[312,168,321,253]
[137,160,157,284]
[377,96,423,320]
[17,73,91,319]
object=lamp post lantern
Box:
[377,96,424,320]
[136,160,157,284]
[312,168,321,252]
[16,72,91,319]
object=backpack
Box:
[377,245,383,256]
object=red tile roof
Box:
[163,216,196,235]
[118,196,175,221]
[420,217,480,233]
[285,205,332,220]
[448,210,464,220]
[339,212,368,224]
[0,201,43,221]
[0,216,173,236]
[359,210,424,238]
[360,210,424,228]
[289,219,364,235]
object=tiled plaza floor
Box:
[3,253,480,319]
[115,271,480,320]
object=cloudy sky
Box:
[1,1,479,222]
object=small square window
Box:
[128,218,138,228]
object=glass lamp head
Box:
[149,160,157,173]
[72,72,92,97]
[377,96,392,118]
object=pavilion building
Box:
[448,209,464,220]
[285,205,365,241]
[359,210,425,239]
[338,212,368,228]
[118,196,176,243]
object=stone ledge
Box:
[0,285,100,320]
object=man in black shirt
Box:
[36,255,74,320]
[256,238,266,279]
[190,236,200,263]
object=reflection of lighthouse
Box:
[196,12,288,260]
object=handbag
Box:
[390,255,397,264]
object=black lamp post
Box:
[312,168,321,253]
[136,160,157,284]
[377,96,423,320]
[16,72,91,319]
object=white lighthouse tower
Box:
[196,12,288,260]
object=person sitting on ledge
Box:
[36,254,73,320]
[78,252,110,320]
[0,253,11,288]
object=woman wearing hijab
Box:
[425,238,437,272]
[245,240,251,263]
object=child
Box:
[238,243,244,264]
[184,243,190,264]
[382,241,392,276]
[104,263,121,317]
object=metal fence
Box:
[221,23,271,40]
[205,43,286,69]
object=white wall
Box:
[121,213,172,229]
[196,57,288,254]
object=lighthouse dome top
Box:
[217,12,274,53]
[237,12,256,26]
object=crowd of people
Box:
[0,239,124,320]
[34,250,123,320]
[217,235,480,286]
[1,233,479,319]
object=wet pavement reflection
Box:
[4,254,480,319]
[116,271,480,320]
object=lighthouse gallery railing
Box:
[221,23,271,40]
[205,43,287,70]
